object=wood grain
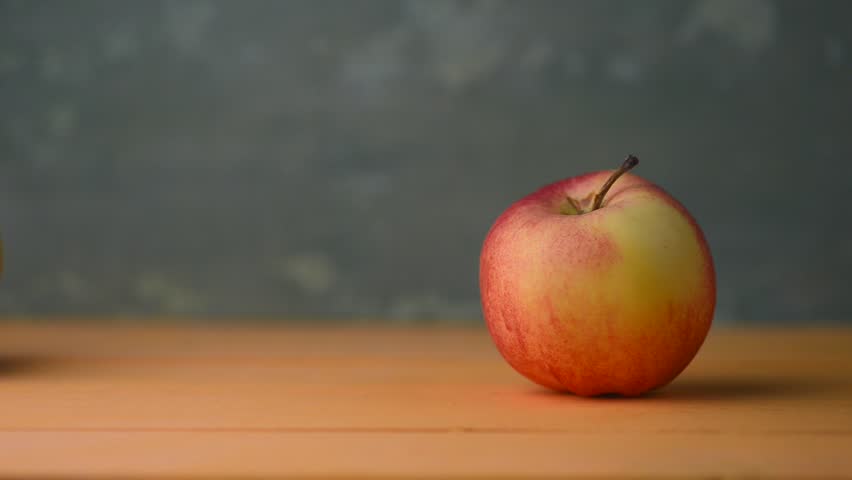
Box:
[0,322,849,478]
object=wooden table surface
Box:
[0,322,849,479]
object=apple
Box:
[479,156,715,396]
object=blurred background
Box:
[0,0,850,323]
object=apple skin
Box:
[479,170,715,396]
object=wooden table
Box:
[0,322,849,478]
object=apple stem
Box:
[591,155,639,211]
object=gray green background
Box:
[1,0,850,322]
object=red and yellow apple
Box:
[479,156,715,396]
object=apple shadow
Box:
[0,354,65,378]
[650,376,844,402]
[527,376,845,402]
